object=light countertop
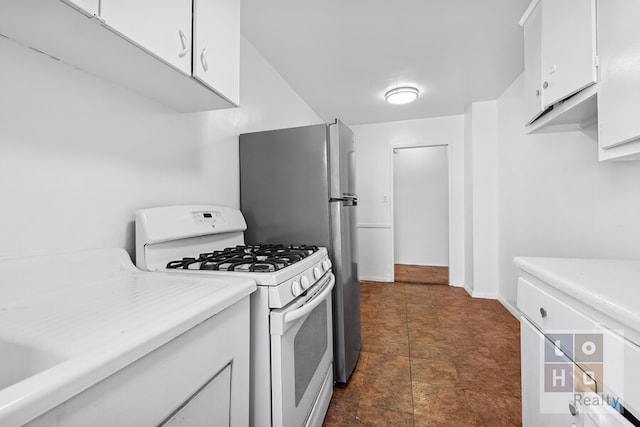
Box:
[514,256,640,344]
[0,248,256,426]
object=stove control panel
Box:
[192,210,225,226]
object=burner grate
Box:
[165,244,319,272]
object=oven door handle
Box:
[283,273,335,324]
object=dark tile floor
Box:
[323,281,522,426]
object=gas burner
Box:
[165,244,320,272]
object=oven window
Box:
[294,300,328,406]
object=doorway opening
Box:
[391,145,449,285]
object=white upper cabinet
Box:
[520,0,598,130]
[100,0,193,75]
[61,0,98,16]
[540,0,597,110]
[193,0,240,105]
[0,0,239,112]
[597,0,640,160]
[523,1,543,124]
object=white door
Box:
[100,0,192,74]
[393,146,449,267]
[193,0,240,105]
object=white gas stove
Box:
[135,205,335,427]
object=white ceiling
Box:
[241,0,530,125]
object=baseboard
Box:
[498,295,520,319]
[358,275,393,283]
[463,283,474,296]
[463,284,501,300]
[464,285,520,319]
[471,291,499,300]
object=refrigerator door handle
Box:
[329,194,358,206]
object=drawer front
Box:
[517,276,597,336]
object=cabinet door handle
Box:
[178,29,190,58]
[542,81,549,89]
[568,402,579,416]
[539,307,547,318]
[201,47,209,72]
[536,89,541,97]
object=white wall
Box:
[465,101,500,298]
[393,146,449,266]
[463,107,475,290]
[0,36,322,260]
[496,74,640,309]
[352,116,465,285]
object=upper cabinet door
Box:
[523,2,543,124]
[597,0,640,152]
[61,0,99,16]
[540,0,597,109]
[193,0,240,106]
[100,0,193,75]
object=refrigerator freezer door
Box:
[239,125,331,248]
[328,120,357,199]
[328,120,361,383]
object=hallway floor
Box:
[323,278,522,426]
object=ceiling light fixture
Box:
[385,86,419,105]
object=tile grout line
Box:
[402,282,417,427]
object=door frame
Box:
[388,142,452,283]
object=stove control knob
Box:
[301,276,311,289]
[322,259,332,271]
[291,280,303,296]
[313,267,322,279]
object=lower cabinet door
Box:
[160,364,232,427]
[521,316,595,426]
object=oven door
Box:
[270,272,335,427]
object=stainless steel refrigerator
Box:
[239,119,361,383]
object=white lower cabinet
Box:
[160,365,232,427]
[521,317,593,426]
[26,297,251,427]
[516,260,640,427]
